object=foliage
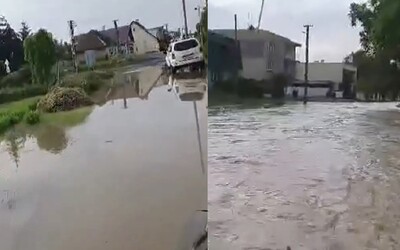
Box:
[24,29,57,85]
[0,16,24,72]
[196,2,208,62]
[62,70,112,94]
[348,49,400,100]
[0,108,28,133]
[271,73,288,98]
[349,0,400,59]
[0,65,32,87]
[37,87,93,113]
[24,110,40,125]
[0,85,47,105]
[19,21,31,42]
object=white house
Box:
[128,21,159,55]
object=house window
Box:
[267,58,273,71]
[269,42,275,53]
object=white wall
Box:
[296,63,345,83]
[130,23,159,55]
[286,86,330,97]
[241,58,274,81]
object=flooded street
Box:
[209,102,400,250]
[0,66,207,250]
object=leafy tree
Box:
[0,15,24,72]
[196,1,208,62]
[349,0,400,58]
[19,21,31,42]
[24,29,57,85]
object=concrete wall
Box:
[286,86,330,97]
[295,63,345,83]
[130,23,159,55]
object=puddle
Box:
[0,66,207,250]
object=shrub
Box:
[28,99,39,111]
[37,87,93,112]
[271,74,288,99]
[0,85,48,105]
[25,111,40,125]
[0,65,32,87]
[0,110,25,133]
[237,78,265,98]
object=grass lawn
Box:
[40,106,94,127]
[0,96,42,113]
[0,95,94,135]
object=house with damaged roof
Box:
[75,20,159,63]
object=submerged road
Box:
[0,66,207,250]
[209,102,400,250]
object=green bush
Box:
[63,71,110,94]
[0,85,48,105]
[28,99,39,111]
[0,110,25,133]
[271,74,288,98]
[25,111,40,125]
[37,87,93,112]
[237,78,265,98]
[0,65,32,87]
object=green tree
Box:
[24,29,57,85]
[349,0,400,58]
[19,21,31,42]
[196,1,208,62]
[0,15,24,72]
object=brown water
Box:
[0,66,207,250]
[209,102,400,250]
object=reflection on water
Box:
[34,125,68,154]
[0,65,207,250]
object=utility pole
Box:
[68,20,78,73]
[182,0,189,37]
[234,14,239,92]
[234,14,238,42]
[257,0,265,31]
[113,19,120,56]
[303,24,312,104]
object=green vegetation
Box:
[349,0,400,100]
[25,110,40,125]
[198,1,208,62]
[0,97,40,133]
[209,88,285,107]
[24,29,57,85]
[37,87,93,113]
[214,75,288,102]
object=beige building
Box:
[128,21,159,55]
[212,29,301,81]
[295,62,357,90]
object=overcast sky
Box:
[1,0,203,41]
[209,0,364,62]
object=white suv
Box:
[165,38,204,73]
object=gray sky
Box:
[209,0,364,62]
[1,0,203,41]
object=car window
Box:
[174,39,198,51]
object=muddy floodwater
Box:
[209,102,400,250]
[0,66,207,250]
